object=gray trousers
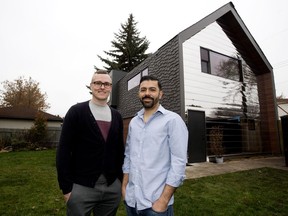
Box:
[66,175,121,216]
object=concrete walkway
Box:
[185,156,288,179]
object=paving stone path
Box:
[185,156,288,179]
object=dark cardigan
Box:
[56,101,124,194]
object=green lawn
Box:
[1,150,288,215]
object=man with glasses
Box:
[56,70,124,216]
[122,75,188,216]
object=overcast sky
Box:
[1,0,287,117]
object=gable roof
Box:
[175,2,272,75]
[0,107,63,122]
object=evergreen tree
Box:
[97,14,150,72]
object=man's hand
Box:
[152,184,176,212]
[152,198,169,212]
[64,192,71,203]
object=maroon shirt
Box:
[97,120,111,141]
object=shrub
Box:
[27,112,48,148]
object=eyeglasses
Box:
[91,81,112,88]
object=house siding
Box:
[0,119,62,129]
[117,36,182,119]
[183,22,256,117]
[182,22,263,155]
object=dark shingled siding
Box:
[117,36,182,118]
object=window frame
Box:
[127,68,149,91]
[200,47,241,82]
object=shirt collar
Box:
[137,104,166,117]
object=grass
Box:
[174,169,288,215]
[0,150,288,215]
[0,150,64,216]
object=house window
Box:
[200,47,241,81]
[128,68,149,91]
[200,48,210,73]
[128,73,141,91]
[142,68,148,76]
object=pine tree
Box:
[97,14,150,72]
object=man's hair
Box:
[140,75,162,90]
[94,69,109,75]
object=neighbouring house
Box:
[110,2,280,163]
[277,98,288,119]
[277,98,288,155]
[0,106,63,148]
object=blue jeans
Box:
[125,202,174,216]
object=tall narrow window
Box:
[201,48,210,74]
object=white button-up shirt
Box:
[123,105,188,210]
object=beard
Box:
[140,96,159,109]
